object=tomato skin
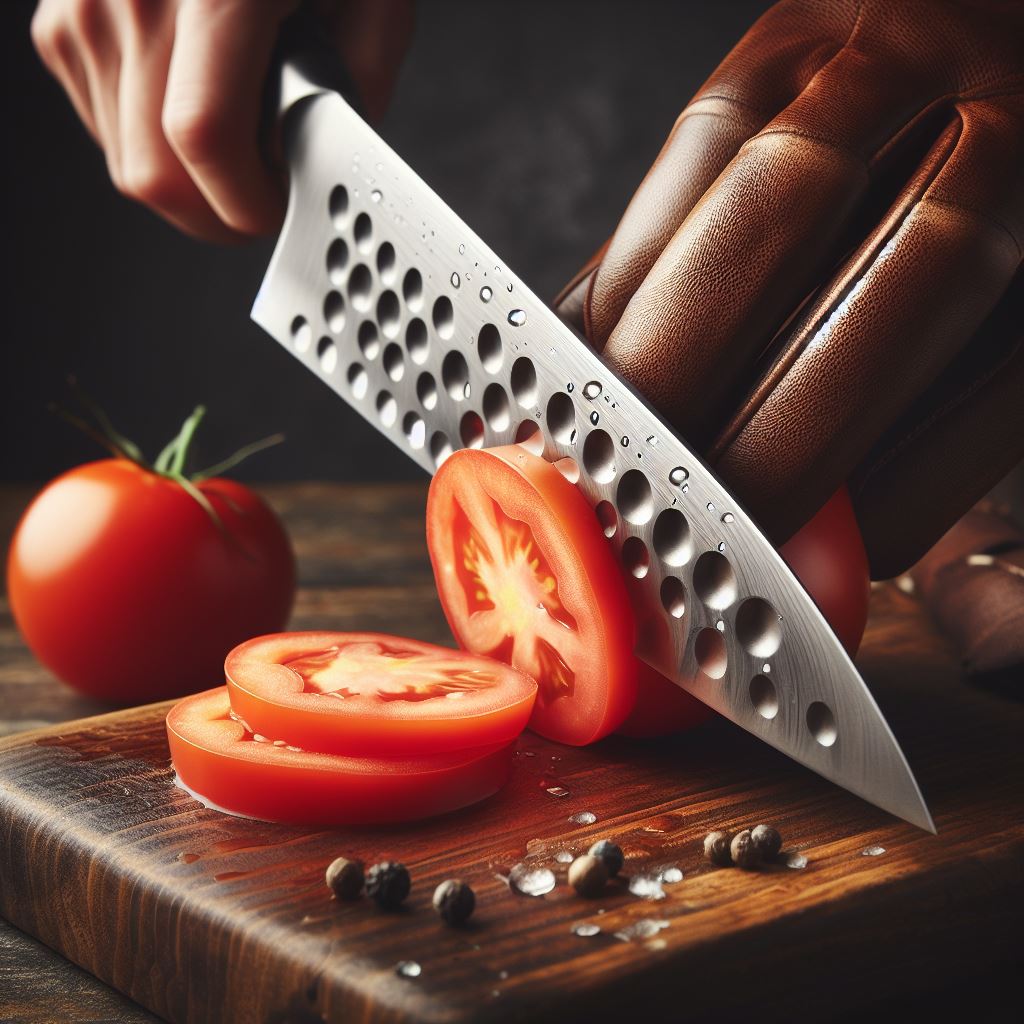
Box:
[620,484,869,737]
[427,446,637,746]
[225,631,537,757]
[779,484,869,657]
[167,687,513,825]
[7,459,295,703]
[616,660,713,738]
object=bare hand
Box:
[32,0,413,241]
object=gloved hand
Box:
[556,0,1024,579]
[31,0,413,241]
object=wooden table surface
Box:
[1,482,1021,1023]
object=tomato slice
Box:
[427,446,637,745]
[224,631,536,757]
[167,687,514,824]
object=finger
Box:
[600,43,941,450]
[31,1,100,141]
[552,240,608,338]
[69,0,123,184]
[116,2,242,242]
[163,0,300,236]
[853,268,1024,579]
[711,93,1024,554]
[585,0,861,347]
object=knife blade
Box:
[251,53,935,833]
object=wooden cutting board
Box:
[1,582,1022,1024]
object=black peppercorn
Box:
[569,854,608,897]
[432,879,475,925]
[587,839,625,877]
[365,861,411,909]
[703,830,733,867]
[750,824,782,862]
[730,829,760,870]
[325,856,364,900]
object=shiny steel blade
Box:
[252,73,934,833]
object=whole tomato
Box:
[7,405,295,703]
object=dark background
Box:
[1,0,771,483]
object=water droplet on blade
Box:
[556,850,574,864]
[370,189,382,203]
[509,863,556,896]
[862,845,886,857]
[569,811,597,825]
[660,867,683,884]
[546,786,570,798]
[669,467,689,486]
[396,961,421,978]
[480,285,493,302]
[451,272,461,288]
[589,411,600,425]
[583,381,602,400]
[572,923,601,937]
[721,512,735,524]
[784,852,808,870]
[458,243,466,254]
[508,309,527,327]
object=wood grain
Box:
[1,483,1022,1023]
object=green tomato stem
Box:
[53,382,284,536]
[192,433,285,482]
[168,405,207,477]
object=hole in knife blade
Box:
[736,598,783,659]
[692,551,737,610]
[660,576,686,618]
[750,675,778,720]
[653,509,692,567]
[478,323,503,373]
[694,628,727,679]
[406,318,429,364]
[582,429,615,483]
[511,357,538,408]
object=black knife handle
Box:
[261,6,365,162]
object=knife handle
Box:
[262,6,365,161]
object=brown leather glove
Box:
[556,0,1024,579]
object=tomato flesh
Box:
[167,687,514,825]
[427,446,637,745]
[225,631,536,756]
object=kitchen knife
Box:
[251,35,935,833]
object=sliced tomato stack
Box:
[166,632,537,824]
[168,444,868,824]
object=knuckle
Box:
[119,158,176,209]
[162,101,229,165]
[29,6,57,57]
